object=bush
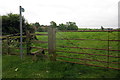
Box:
[37,27,44,32]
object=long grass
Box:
[2,55,120,78]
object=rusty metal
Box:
[57,50,120,58]
[60,38,120,41]
[58,46,120,51]
[57,55,120,64]
[31,40,48,43]
[57,59,120,70]
[31,47,48,51]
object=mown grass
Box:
[2,31,120,78]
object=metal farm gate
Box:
[2,27,120,70]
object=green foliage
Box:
[50,21,78,30]
[57,22,78,30]
[37,27,44,32]
[34,22,40,27]
[66,22,78,30]
[32,22,40,30]
[50,21,57,28]
[101,26,104,30]
[25,22,35,33]
[58,23,67,30]
[37,27,48,32]
[2,13,35,35]
[2,13,26,35]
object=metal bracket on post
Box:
[48,26,56,61]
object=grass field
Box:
[2,31,120,78]
[2,55,120,78]
[34,31,119,69]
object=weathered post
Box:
[6,36,10,55]
[26,30,31,55]
[48,26,56,61]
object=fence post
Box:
[48,26,56,61]
[26,30,31,55]
[6,36,10,55]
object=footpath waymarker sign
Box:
[20,6,25,59]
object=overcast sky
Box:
[0,0,119,28]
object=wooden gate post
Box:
[48,26,56,61]
[6,36,10,55]
[26,30,31,55]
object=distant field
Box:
[2,31,120,78]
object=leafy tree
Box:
[2,13,26,35]
[25,22,35,33]
[2,13,35,35]
[34,22,40,27]
[31,22,40,32]
[58,23,67,30]
[57,22,78,30]
[50,21,57,28]
[66,22,78,30]
[37,27,44,32]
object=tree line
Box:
[37,21,78,32]
[2,13,78,35]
